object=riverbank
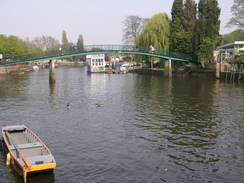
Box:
[0,61,85,75]
[135,63,244,81]
[1,62,243,81]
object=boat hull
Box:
[1,124,56,181]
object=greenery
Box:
[1,0,243,66]
[193,0,220,67]
[226,0,244,29]
[170,0,184,53]
[236,54,244,65]
[126,0,223,67]
[135,13,170,63]
[219,29,244,45]
[0,35,29,56]
[76,34,86,61]
[59,30,72,60]
[136,13,170,50]
[62,30,69,50]
[170,0,197,57]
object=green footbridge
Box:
[0,45,190,66]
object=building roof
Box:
[217,41,244,49]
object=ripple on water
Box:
[0,69,243,183]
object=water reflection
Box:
[0,68,243,183]
[49,68,56,84]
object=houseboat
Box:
[86,54,106,73]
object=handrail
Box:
[0,45,190,66]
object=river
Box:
[0,66,243,183]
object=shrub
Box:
[236,54,244,66]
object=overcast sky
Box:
[1,0,236,45]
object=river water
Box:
[0,66,243,183]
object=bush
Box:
[236,54,244,66]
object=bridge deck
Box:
[0,45,190,66]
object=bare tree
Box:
[225,0,244,29]
[122,15,148,45]
[26,36,60,51]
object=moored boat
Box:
[86,54,106,73]
[1,124,56,183]
[9,70,25,75]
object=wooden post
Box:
[164,59,172,78]
[23,170,27,183]
[216,62,221,79]
[6,152,11,165]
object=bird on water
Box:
[67,102,70,109]
[96,104,104,107]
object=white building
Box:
[216,41,244,63]
[86,54,106,73]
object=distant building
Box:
[86,54,105,73]
[216,41,244,63]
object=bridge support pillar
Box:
[49,59,55,69]
[216,62,221,79]
[164,60,172,78]
[49,60,56,83]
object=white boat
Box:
[86,54,106,73]
[32,66,39,71]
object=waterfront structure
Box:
[216,41,244,63]
[86,54,106,73]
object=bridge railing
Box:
[1,45,190,65]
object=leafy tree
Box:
[170,0,196,57]
[76,34,86,61]
[135,13,170,63]
[0,35,29,56]
[236,53,244,65]
[170,0,183,52]
[219,29,244,45]
[198,0,220,40]
[197,38,214,65]
[182,0,197,55]
[226,0,244,29]
[122,15,148,45]
[136,13,170,50]
[193,0,220,66]
[62,30,69,53]
[192,19,205,63]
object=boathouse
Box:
[86,54,106,73]
[216,41,244,63]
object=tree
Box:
[135,13,170,63]
[76,34,86,61]
[198,0,220,40]
[182,0,197,55]
[193,0,220,66]
[25,36,60,51]
[136,13,170,50]
[236,53,244,65]
[122,15,148,45]
[0,35,29,56]
[170,0,197,56]
[219,29,244,45]
[197,38,214,65]
[226,0,244,29]
[170,0,184,52]
[62,30,69,52]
